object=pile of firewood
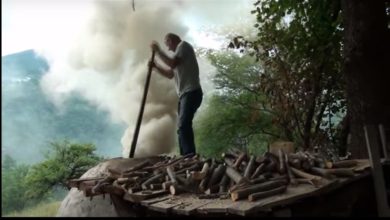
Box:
[67,149,360,203]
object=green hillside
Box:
[2,50,126,164]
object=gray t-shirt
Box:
[173,41,201,98]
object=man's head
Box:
[164,33,181,52]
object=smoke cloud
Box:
[40,0,190,158]
[38,0,255,158]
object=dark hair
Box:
[165,33,181,43]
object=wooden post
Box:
[364,125,390,217]
[379,124,389,160]
[129,51,155,158]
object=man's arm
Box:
[156,50,180,69]
[151,62,174,79]
[151,41,180,69]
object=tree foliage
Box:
[24,140,103,201]
[227,0,346,153]
[195,52,278,157]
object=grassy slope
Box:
[3,201,61,217]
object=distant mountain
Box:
[2,50,126,164]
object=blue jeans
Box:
[177,88,203,156]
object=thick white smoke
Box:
[40,0,188,158]
[38,0,255,158]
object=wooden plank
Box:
[141,194,172,206]
[196,199,234,214]
[227,179,339,216]
[171,195,214,215]
[352,159,371,172]
[123,190,168,203]
[67,177,105,188]
[147,197,184,213]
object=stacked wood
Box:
[66,149,362,203]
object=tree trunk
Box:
[342,0,390,159]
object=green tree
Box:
[24,140,103,201]
[2,155,30,214]
[195,52,279,157]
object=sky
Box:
[2,0,257,158]
[2,0,256,56]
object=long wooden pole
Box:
[129,51,155,158]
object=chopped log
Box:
[144,155,186,172]
[251,175,287,185]
[230,147,244,156]
[290,167,323,187]
[150,183,163,190]
[224,157,235,167]
[166,166,178,184]
[289,158,302,169]
[250,175,267,184]
[301,159,312,171]
[121,171,149,178]
[191,154,200,160]
[264,152,279,172]
[248,185,287,202]
[230,179,288,201]
[229,181,250,193]
[191,162,209,180]
[255,155,267,164]
[305,152,316,168]
[162,181,174,191]
[284,153,298,185]
[176,175,188,186]
[311,167,355,177]
[207,164,226,188]
[251,163,266,179]
[141,173,164,190]
[278,149,286,174]
[313,157,326,168]
[176,162,201,175]
[295,178,320,188]
[332,160,359,168]
[233,152,247,170]
[169,184,188,195]
[177,159,200,170]
[325,161,333,169]
[92,182,110,194]
[199,163,217,192]
[113,180,127,193]
[263,171,274,179]
[219,174,230,193]
[244,155,256,178]
[116,177,140,184]
[91,176,116,193]
[309,167,337,179]
[128,186,142,193]
[225,166,250,184]
[153,169,164,175]
[205,184,220,195]
[221,152,238,160]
